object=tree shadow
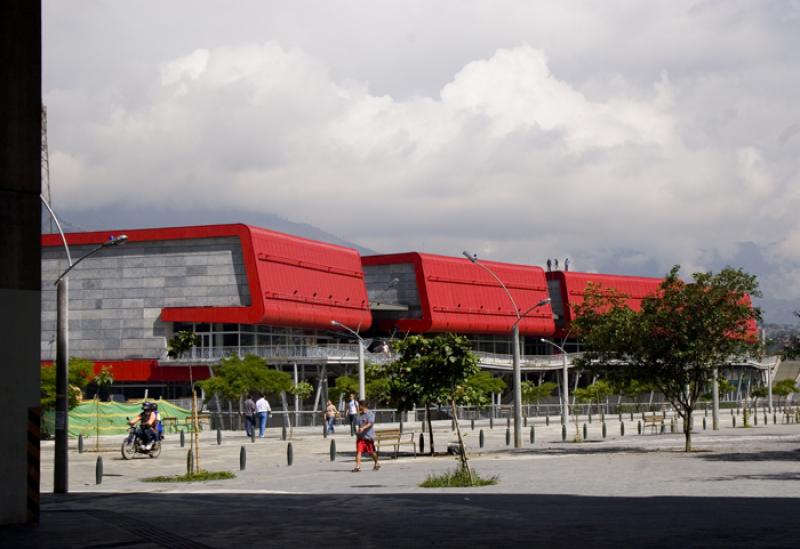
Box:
[696,449,800,462]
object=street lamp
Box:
[540,338,569,429]
[44,205,127,493]
[330,320,366,400]
[462,250,550,448]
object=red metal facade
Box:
[363,253,556,336]
[42,224,372,331]
[547,271,662,334]
[42,360,209,383]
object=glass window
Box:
[222,333,239,347]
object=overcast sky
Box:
[43,1,800,321]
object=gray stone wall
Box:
[41,237,250,360]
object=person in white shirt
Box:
[255,394,271,438]
[347,393,359,436]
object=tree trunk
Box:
[683,408,693,452]
[425,402,435,455]
[450,398,473,483]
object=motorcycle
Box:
[121,421,161,460]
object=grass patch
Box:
[420,468,498,488]
[143,470,235,483]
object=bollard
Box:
[733,416,736,428]
[251,430,255,443]
[530,425,535,444]
[400,419,404,435]
[330,439,336,462]
[505,428,510,446]
[736,408,740,416]
[731,409,734,417]
[588,411,592,424]
[618,413,622,423]
[630,411,634,422]
[422,419,426,433]
[773,413,777,425]
[524,416,528,428]
[705,407,708,417]
[507,417,511,429]
[562,425,567,442]
[420,433,425,454]
[754,412,758,426]
[78,434,84,454]
[490,416,494,430]
[479,429,485,449]
[323,423,328,438]
[546,415,550,427]
[637,421,642,435]
[186,449,193,476]
[660,423,665,435]
[281,424,287,441]
[180,430,185,448]
[620,421,625,437]
[216,429,222,445]
[601,412,606,424]
[95,456,103,485]
[452,419,456,431]
[602,422,607,439]
[703,417,707,430]
[287,443,293,466]
[764,412,767,425]
[471,419,475,431]
[582,423,588,440]
[670,419,675,433]
[240,446,246,471]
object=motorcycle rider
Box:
[128,402,158,450]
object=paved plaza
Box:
[4,414,800,547]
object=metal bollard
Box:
[95,456,103,485]
[419,433,425,454]
[186,449,193,476]
[733,416,736,428]
[660,423,665,435]
[287,443,293,466]
[330,439,336,462]
[773,413,777,425]
[637,421,642,435]
[602,422,607,439]
[705,407,708,417]
[78,434,84,454]
[452,419,456,431]
[561,425,567,441]
[180,430,185,448]
[620,421,625,437]
[240,446,246,471]
[764,412,768,425]
[490,416,494,430]
[471,419,475,431]
[582,423,588,440]
[546,415,550,427]
[629,411,634,422]
[479,429,485,449]
[507,417,511,429]
[670,419,675,433]
[588,411,592,424]
[251,430,255,443]
[524,416,528,428]
[618,413,622,423]
[323,423,328,438]
[217,429,222,445]
[731,409,734,417]
[530,425,535,444]
[505,428,510,446]
[281,424,287,441]
[703,417,707,430]
[400,419,404,435]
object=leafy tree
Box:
[329,375,359,402]
[573,266,761,452]
[574,380,613,414]
[167,331,201,359]
[41,357,93,410]
[198,354,291,401]
[288,381,314,402]
[466,371,507,407]
[93,365,114,402]
[772,379,797,407]
[329,362,394,405]
[389,334,480,476]
[520,381,556,406]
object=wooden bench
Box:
[160,416,179,433]
[642,415,666,433]
[374,429,417,458]
[182,413,211,431]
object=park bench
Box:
[375,428,417,458]
[642,415,666,434]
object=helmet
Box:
[141,402,154,411]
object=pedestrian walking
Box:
[325,400,339,434]
[256,394,271,438]
[346,393,359,435]
[353,400,380,472]
[243,393,257,438]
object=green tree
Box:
[772,379,797,407]
[466,371,507,407]
[329,362,394,405]
[574,380,613,415]
[520,380,556,408]
[199,354,291,401]
[573,266,761,452]
[167,331,201,359]
[93,365,114,402]
[41,357,93,410]
[288,381,314,403]
[389,334,480,476]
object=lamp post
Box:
[462,250,550,448]
[540,338,570,429]
[330,320,366,400]
[42,199,128,494]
